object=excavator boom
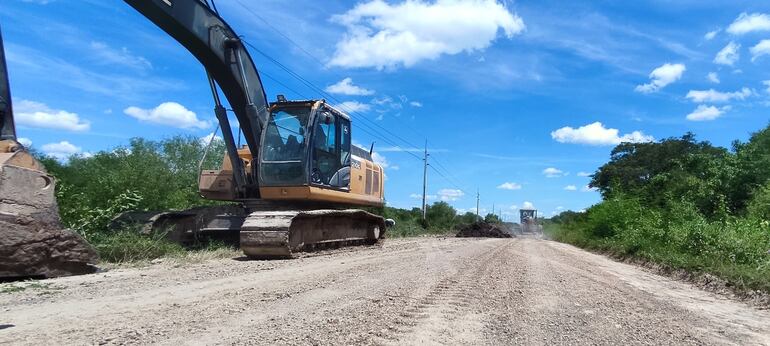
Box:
[124,0,269,196]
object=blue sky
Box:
[3,0,770,220]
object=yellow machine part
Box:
[199,145,386,208]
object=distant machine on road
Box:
[520,209,540,233]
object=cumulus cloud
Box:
[543,167,565,178]
[124,102,209,129]
[704,30,720,40]
[551,122,654,146]
[17,137,32,147]
[325,77,375,96]
[634,63,686,93]
[509,204,519,210]
[581,185,598,192]
[685,88,752,103]
[707,72,720,84]
[497,182,522,190]
[409,101,423,107]
[522,201,535,210]
[15,99,90,132]
[727,13,770,35]
[763,80,770,94]
[577,172,592,177]
[336,101,372,113]
[41,141,82,160]
[437,188,464,201]
[564,185,577,191]
[329,0,525,69]
[714,42,740,66]
[686,105,731,122]
[750,39,770,62]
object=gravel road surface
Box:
[1,237,768,345]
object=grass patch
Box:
[545,199,770,293]
[0,281,62,294]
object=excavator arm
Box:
[123,0,270,196]
[0,27,16,143]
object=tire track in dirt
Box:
[374,240,511,345]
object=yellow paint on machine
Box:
[261,156,385,207]
[260,185,383,207]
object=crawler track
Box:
[240,209,386,258]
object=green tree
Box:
[484,213,502,224]
[425,201,457,230]
[39,136,226,231]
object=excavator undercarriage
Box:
[112,202,387,258]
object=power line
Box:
[220,3,425,154]
[224,4,470,192]
[231,0,327,69]
[241,40,424,161]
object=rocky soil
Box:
[1,237,768,345]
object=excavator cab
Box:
[260,100,351,190]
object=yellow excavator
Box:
[0,0,392,272]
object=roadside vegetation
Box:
[546,125,770,293]
[37,136,494,263]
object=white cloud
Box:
[15,99,91,132]
[727,13,770,35]
[89,41,151,70]
[336,101,371,113]
[325,77,375,96]
[577,171,592,177]
[581,185,598,192]
[551,122,654,146]
[17,137,32,147]
[497,182,522,190]
[704,29,720,40]
[634,63,686,93]
[763,80,770,94]
[410,193,437,200]
[437,188,464,201]
[707,72,720,84]
[372,152,389,168]
[522,201,535,210]
[409,101,423,107]
[41,141,81,160]
[124,102,210,129]
[509,205,519,210]
[686,105,731,122]
[199,132,222,146]
[750,39,770,62]
[714,42,740,66]
[685,88,752,103]
[329,0,525,69]
[543,167,564,178]
[564,185,577,191]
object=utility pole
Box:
[421,139,429,221]
[476,188,480,219]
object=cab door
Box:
[311,109,350,189]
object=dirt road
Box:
[1,237,768,345]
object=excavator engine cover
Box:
[0,147,98,279]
